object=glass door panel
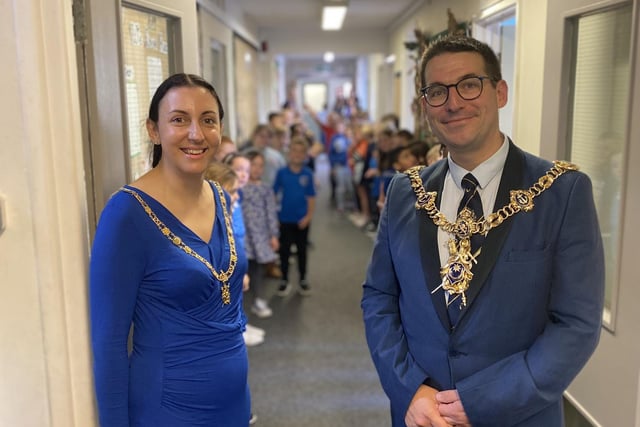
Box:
[566,4,632,330]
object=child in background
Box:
[206,159,261,426]
[241,150,280,318]
[392,128,415,147]
[426,143,446,165]
[222,153,266,346]
[377,145,418,210]
[214,135,238,162]
[348,122,375,228]
[408,140,431,166]
[328,120,353,212]
[203,163,251,291]
[203,162,241,245]
[273,137,316,296]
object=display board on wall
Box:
[121,5,173,180]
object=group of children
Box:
[310,108,446,234]
[204,132,316,349]
[204,108,446,348]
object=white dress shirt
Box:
[437,135,510,277]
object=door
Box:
[540,0,640,425]
[76,0,198,233]
[233,35,259,144]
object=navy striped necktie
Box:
[458,173,484,253]
[448,173,484,325]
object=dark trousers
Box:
[247,260,266,300]
[279,222,309,282]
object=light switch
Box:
[0,196,5,235]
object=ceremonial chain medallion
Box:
[406,160,578,308]
[123,182,237,305]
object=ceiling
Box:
[235,0,422,33]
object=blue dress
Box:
[90,181,250,427]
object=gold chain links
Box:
[122,181,237,305]
[406,160,578,240]
[406,160,578,309]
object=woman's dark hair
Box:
[149,73,224,167]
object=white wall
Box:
[0,0,95,426]
[368,53,385,121]
[509,0,547,155]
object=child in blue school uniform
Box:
[328,120,353,212]
[273,137,316,296]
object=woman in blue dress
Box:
[90,73,250,426]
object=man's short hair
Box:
[419,35,502,87]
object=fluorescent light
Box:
[323,51,335,63]
[322,6,347,31]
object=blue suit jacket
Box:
[361,142,604,427]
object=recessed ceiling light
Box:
[322,5,347,31]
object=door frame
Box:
[540,0,640,425]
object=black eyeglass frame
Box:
[420,76,496,107]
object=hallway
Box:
[244,156,389,426]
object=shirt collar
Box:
[447,134,509,189]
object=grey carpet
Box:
[244,156,390,426]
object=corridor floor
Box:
[244,156,390,427]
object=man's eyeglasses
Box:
[420,76,494,107]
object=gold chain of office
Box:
[122,182,237,305]
[405,160,578,307]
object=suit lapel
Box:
[417,160,451,331]
[457,140,524,323]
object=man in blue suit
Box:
[361,35,604,427]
